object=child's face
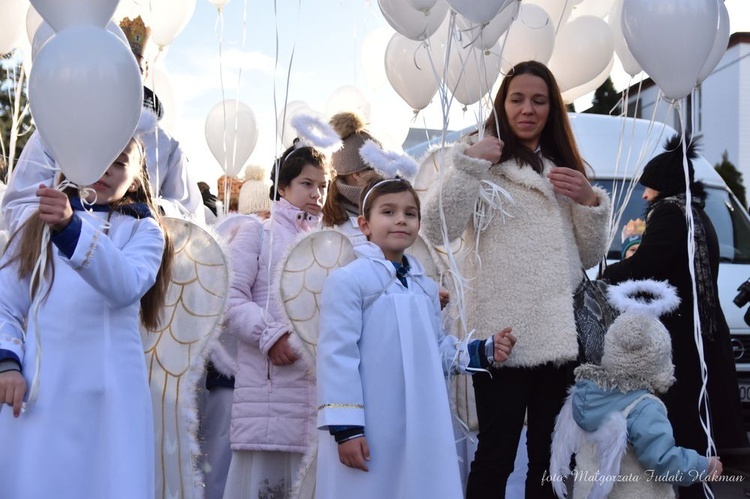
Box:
[358,191,420,262]
[279,163,327,216]
[85,141,141,205]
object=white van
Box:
[407,113,750,426]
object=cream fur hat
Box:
[575,280,680,394]
[238,165,272,215]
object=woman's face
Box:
[504,74,550,150]
[279,163,328,215]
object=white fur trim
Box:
[291,114,343,151]
[359,140,418,181]
[136,108,159,133]
[607,279,680,317]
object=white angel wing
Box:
[405,234,441,283]
[279,229,355,360]
[141,218,229,499]
[550,391,583,499]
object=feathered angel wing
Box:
[141,218,229,499]
[550,391,584,499]
[279,229,355,361]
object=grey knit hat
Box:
[329,112,379,176]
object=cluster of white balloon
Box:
[1,0,196,185]
[375,0,730,112]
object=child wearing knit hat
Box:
[551,280,723,499]
[238,165,272,219]
[321,112,382,245]
[620,218,645,259]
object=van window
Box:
[594,179,750,263]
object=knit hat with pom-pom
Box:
[238,165,272,215]
[329,112,380,176]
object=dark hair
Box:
[640,133,704,201]
[482,60,587,178]
[269,141,328,200]
[359,178,421,221]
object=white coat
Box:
[0,208,164,499]
[316,242,464,499]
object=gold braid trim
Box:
[317,403,364,412]
[74,231,100,271]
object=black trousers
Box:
[466,361,574,499]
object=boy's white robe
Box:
[316,242,463,499]
[0,209,163,499]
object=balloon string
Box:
[215,6,230,215]
[676,102,716,498]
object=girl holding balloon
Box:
[0,136,172,499]
[422,61,611,498]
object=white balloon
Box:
[277,101,320,149]
[148,0,196,47]
[407,0,438,11]
[525,0,573,31]
[378,0,448,41]
[326,86,372,123]
[697,0,730,84]
[205,100,259,177]
[361,27,394,91]
[447,43,503,106]
[385,34,439,111]
[208,0,231,6]
[608,0,641,77]
[548,16,613,92]
[30,0,118,32]
[445,0,515,25]
[32,20,129,61]
[25,5,44,44]
[572,0,615,19]
[113,0,149,24]
[455,1,517,51]
[562,55,615,104]
[498,3,555,71]
[369,100,413,152]
[622,0,718,100]
[145,63,179,133]
[0,0,29,55]
[29,26,143,186]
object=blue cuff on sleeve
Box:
[0,349,21,367]
[50,213,82,259]
[468,339,489,369]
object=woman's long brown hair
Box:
[482,60,588,178]
[2,137,173,330]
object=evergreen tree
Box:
[583,77,622,116]
[715,151,747,208]
[0,54,34,183]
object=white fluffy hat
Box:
[238,165,271,215]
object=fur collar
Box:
[575,363,674,394]
[491,157,558,201]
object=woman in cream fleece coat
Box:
[422,61,611,498]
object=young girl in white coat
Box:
[316,178,515,499]
[0,137,171,499]
[222,143,328,498]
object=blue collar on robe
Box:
[390,257,410,288]
[70,197,154,219]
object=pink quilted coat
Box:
[225,198,320,452]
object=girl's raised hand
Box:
[0,370,26,418]
[36,184,73,231]
[547,167,599,207]
[465,136,504,164]
[492,327,516,363]
[267,333,299,366]
[338,436,370,472]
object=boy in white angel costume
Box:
[550,280,723,499]
[316,177,515,499]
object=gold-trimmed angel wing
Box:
[279,229,355,360]
[141,217,229,499]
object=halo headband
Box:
[360,178,408,215]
